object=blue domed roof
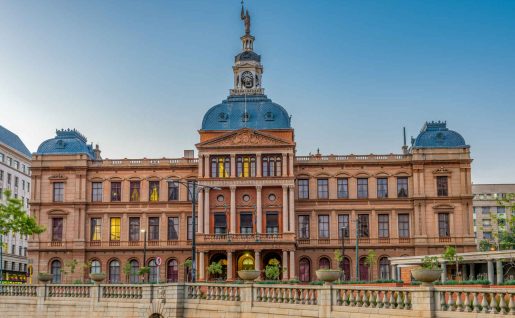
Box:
[412,121,468,149]
[36,129,96,159]
[201,94,291,130]
[235,51,261,63]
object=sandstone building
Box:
[28,6,475,284]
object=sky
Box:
[0,0,514,184]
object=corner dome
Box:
[201,95,291,131]
[412,121,468,149]
[36,129,96,159]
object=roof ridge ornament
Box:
[241,0,251,35]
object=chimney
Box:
[183,150,194,159]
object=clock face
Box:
[241,71,254,88]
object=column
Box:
[469,263,475,280]
[488,260,495,284]
[289,250,296,279]
[204,188,210,234]
[199,251,205,281]
[204,155,210,178]
[282,185,288,232]
[255,250,261,278]
[230,154,236,178]
[282,154,287,177]
[391,265,398,280]
[198,190,204,234]
[227,251,233,281]
[256,153,262,177]
[199,155,204,178]
[441,262,447,282]
[230,186,236,234]
[288,185,295,232]
[289,153,294,176]
[282,250,289,281]
[496,260,503,284]
[256,186,262,234]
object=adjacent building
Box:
[0,125,32,283]
[28,5,476,284]
[473,184,515,247]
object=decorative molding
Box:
[48,174,67,181]
[433,167,451,175]
[47,209,69,216]
[432,204,455,211]
[197,128,293,149]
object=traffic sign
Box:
[155,256,162,266]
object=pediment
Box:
[197,128,293,149]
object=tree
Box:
[363,250,377,281]
[0,190,45,281]
[264,258,282,281]
[442,246,464,280]
[493,193,515,250]
[207,261,223,281]
[123,261,132,283]
[478,239,492,252]
[64,259,78,283]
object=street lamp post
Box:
[340,226,347,280]
[355,218,360,280]
[141,229,147,282]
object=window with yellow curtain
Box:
[90,218,101,241]
[237,155,256,177]
[110,217,121,241]
[149,181,160,202]
[210,156,230,178]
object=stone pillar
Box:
[496,260,503,284]
[255,250,261,279]
[199,155,204,178]
[462,263,468,281]
[488,260,495,284]
[256,186,262,234]
[411,286,437,318]
[227,251,233,281]
[198,190,204,234]
[230,154,236,177]
[289,250,296,279]
[204,155,210,178]
[199,251,205,281]
[391,265,398,280]
[230,186,236,234]
[204,188,210,234]
[289,153,294,176]
[441,262,447,283]
[282,250,289,281]
[282,153,287,177]
[256,154,262,177]
[288,185,295,232]
[469,263,475,280]
[282,185,288,232]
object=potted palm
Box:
[411,256,442,286]
[316,251,342,285]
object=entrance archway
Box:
[237,253,255,271]
[209,253,227,281]
[262,252,283,280]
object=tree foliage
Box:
[364,250,377,281]
[0,190,45,236]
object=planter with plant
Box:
[442,246,464,281]
[411,256,442,286]
[89,272,106,283]
[207,261,224,281]
[38,272,53,283]
[315,251,342,285]
[264,258,283,281]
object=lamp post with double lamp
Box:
[170,179,220,283]
[354,218,360,280]
[340,226,348,280]
[140,229,147,282]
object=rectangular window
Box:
[262,155,282,177]
[128,217,140,241]
[237,155,256,177]
[130,181,140,202]
[378,214,389,238]
[318,215,329,239]
[52,218,63,241]
[482,207,491,215]
[298,179,309,199]
[149,181,159,202]
[317,179,329,199]
[437,176,448,197]
[167,217,179,240]
[0,170,3,181]
[90,218,101,241]
[438,213,450,237]
[397,177,408,197]
[110,217,121,241]
[298,215,310,239]
[53,182,64,202]
[357,178,368,199]
[240,213,253,234]
[338,214,349,238]
[377,178,388,198]
[168,181,179,201]
[358,214,370,237]
[497,206,506,214]
[22,180,25,190]
[214,213,227,234]
[337,178,349,198]
[398,214,410,238]
[14,176,18,188]
[7,173,11,185]
[110,182,121,201]
[266,212,279,234]
[210,156,230,178]
[148,217,160,240]
[92,182,103,202]
[187,216,197,240]
[483,232,492,239]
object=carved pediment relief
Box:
[433,167,451,175]
[197,128,293,149]
[49,174,67,181]
[433,204,455,211]
[48,209,69,216]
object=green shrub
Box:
[501,280,515,285]
[309,281,324,285]
[435,279,490,285]
[420,256,439,270]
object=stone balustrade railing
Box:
[255,285,318,304]
[0,285,37,297]
[102,285,142,299]
[435,286,515,314]
[48,285,91,298]
[333,285,414,309]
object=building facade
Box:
[472,184,515,247]
[29,6,476,284]
[0,125,32,283]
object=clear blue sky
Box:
[1,0,514,183]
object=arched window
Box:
[129,260,139,283]
[90,260,101,274]
[148,259,158,283]
[185,258,192,282]
[50,260,61,283]
[340,257,351,281]
[379,257,390,280]
[299,258,310,282]
[319,257,331,270]
[359,257,369,281]
[109,260,120,283]
[167,259,179,283]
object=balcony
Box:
[296,236,474,247]
[197,233,295,244]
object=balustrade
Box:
[334,286,412,310]
[436,287,515,315]
[0,285,37,297]
[254,286,318,305]
[185,283,240,301]
[102,285,142,299]
[48,285,91,298]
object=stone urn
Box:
[237,270,260,283]
[315,269,342,285]
[38,272,53,284]
[89,273,106,284]
[411,268,442,286]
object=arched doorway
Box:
[209,253,227,281]
[262,252,282,280]
[237,253,255,271]
[299,258,310,282]
[339,257,351,281]
[50,260,62,283]
[167,259,179,283]
[319,257,331,270]
[379,257,390,280]
[359,257,369,281]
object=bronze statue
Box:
[241,4,251,34]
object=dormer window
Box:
[264,112,275,121]
[241,112,250,122]
[218,112,228,122]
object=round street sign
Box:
[155,256,162,266]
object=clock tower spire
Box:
[231,1,264,96]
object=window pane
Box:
[168,181,179,201]
[337,178,348,198]
[214,214,227,234]
[318,215,329,239]
[358,214,369,237]
[90,218,101,241]
[111,182,121,201]
[110,217,121,241]
[92,182,103,202]
[438,213,450,237]
[130,181,140,202]
[338,214,349,238]
[317,179,329,199]
[437,176,448,196]
[378,214,389,238]
[148,217,160,240]
[298,179,309,199]
[168,217,179,240]
[377,178,388,198]
[109,260,120,283]
[53,182,64,202]
[398,214,410,238]
[129,217,140,241]
[397,177,408,198]
[266,212,279,234]
[187,216,197,240]
[52,218,63,241]
[298,215,310,239]
[149,181,160,202]
[357,179,368,199]
[240,213,253,234]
